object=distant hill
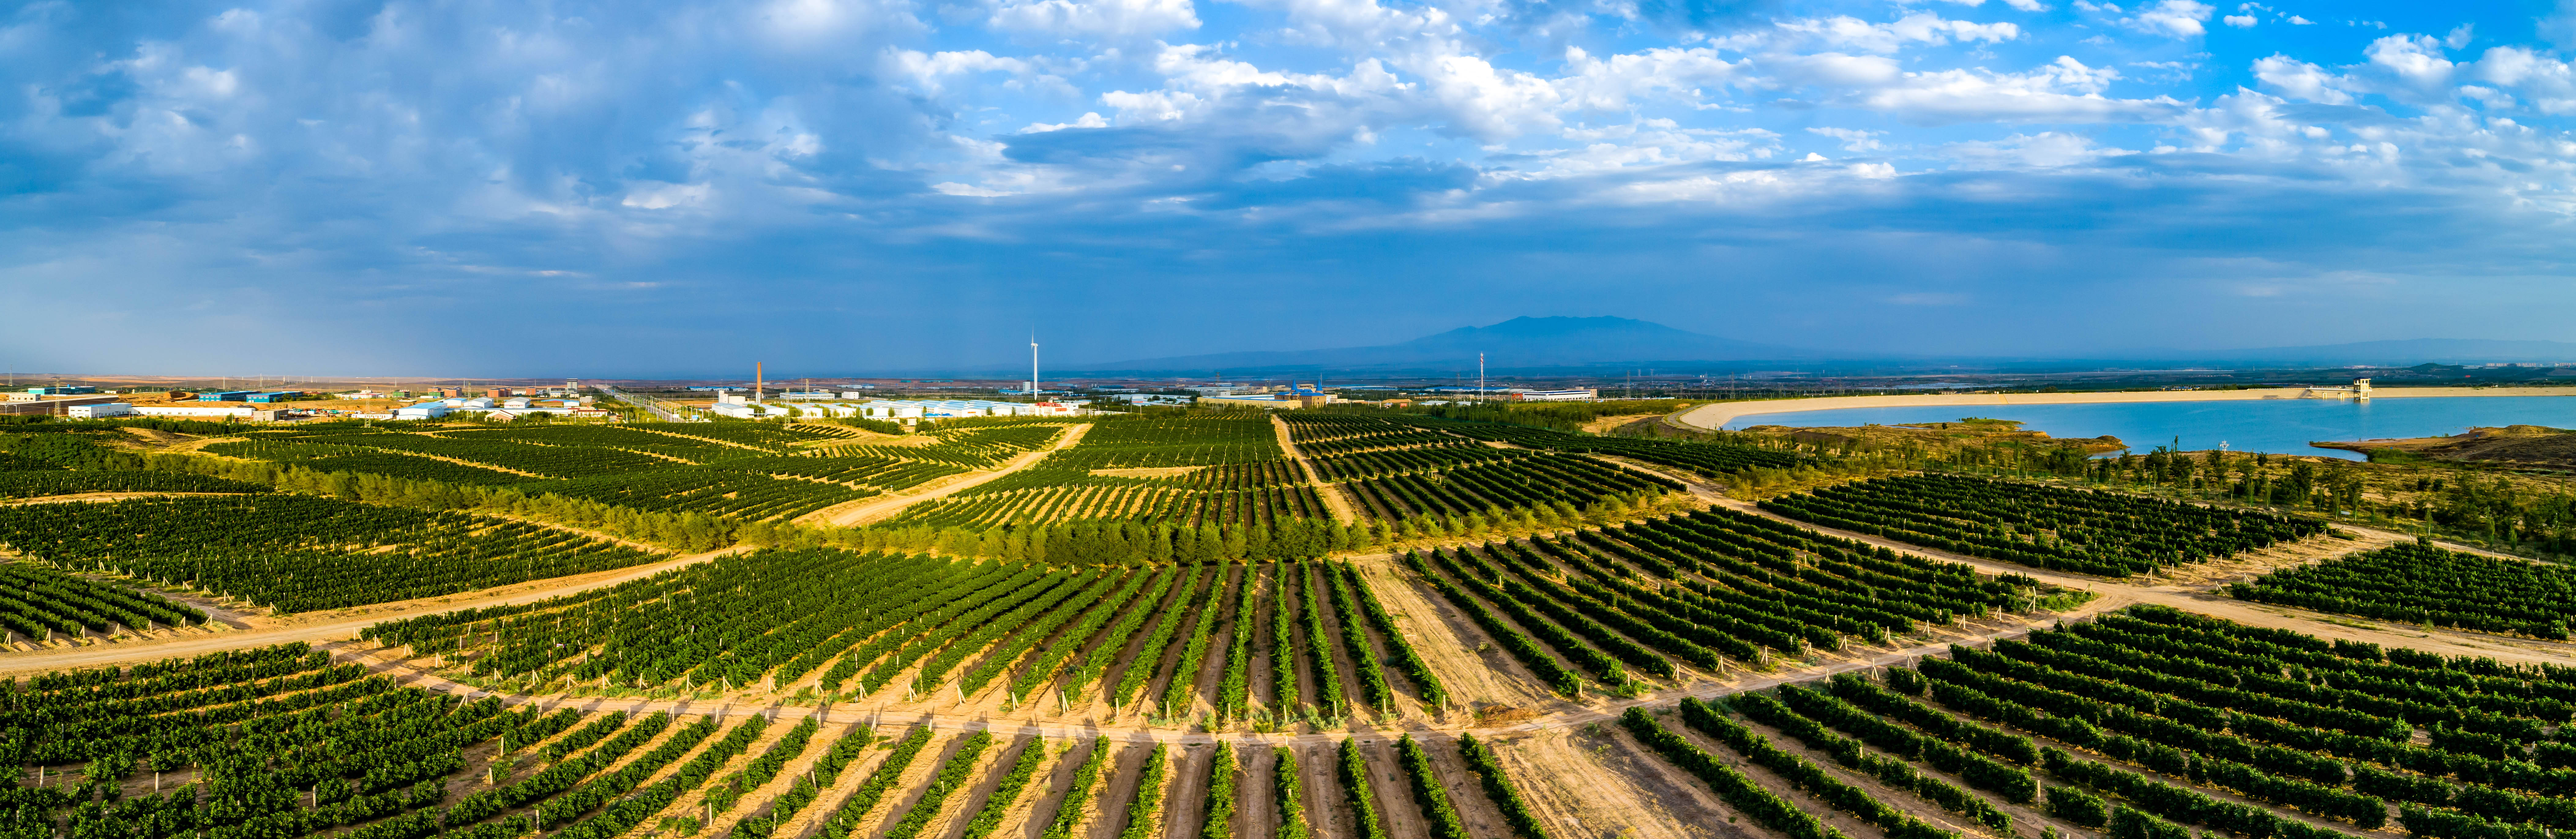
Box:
[1065,316,1811,374]
[2162,338,2576,366]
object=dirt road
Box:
[1274,416,1356,524]
[809,423,1092,527]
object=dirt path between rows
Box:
[1275,416,1357,524]
[808,423,1092,527]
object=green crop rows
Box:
[2229,541,2576,639]
[0,494,662,613]
[1763,473,2327,577]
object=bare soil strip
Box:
[810,423,1092,527]
[1275,415,1357,524]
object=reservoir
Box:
[1718,395,2576,460]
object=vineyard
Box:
[1762,473,2329,577]
[1285,412,1810,478]
[1398,506,2091,693]
[2228,541,2576,639]
[359,549,1446,727]
[3,640,1554,839]
[22,399,2576,839]
[1611,603,2576,839]
[1340,453,1680,522]
[879,417,1330,529]
[0,494,663,613]
[0,560,207,643]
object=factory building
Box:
[66,403,136,419]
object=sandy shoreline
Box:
[1671,386,2576,431]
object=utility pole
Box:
[1478,352,1485,403]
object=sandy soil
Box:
[1086,739,1159,839]
[1519,724,1750,839]
[1275,416,1358,524]
[1346,558,1569,716]
[1415,735,1514,839]
[1672,387,2576,432]
[1580,413,1666,435]
[1157,741,1213,839]
[809,423,1091,527]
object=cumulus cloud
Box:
[9,0,2576,375]
[2121,0,2215,37]
[989,0,1201,38]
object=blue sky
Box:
[3,0,2574,376]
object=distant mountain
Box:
[1066,316,1812,374]
[2155,338,2576,366]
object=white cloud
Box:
[1024,112,1112,132]
[1849,56,2187,124]
[2122,0,2215,38]
[1942,131,2125,167]
[891,49,1035,96]
[1807,126,1885,151]
[989,0,1201,38]
[1557,45,1747,112]
[2288,15,2313,24]
[2251,54,2353,104]
[1777,13,2019,54]
[2445,24,2475,49]
[2223,15,2254,28]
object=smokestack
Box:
[756,362,764,403]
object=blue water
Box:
[1720,396,2576,460]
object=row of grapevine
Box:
[0,494,663,613]
[893,473,1332,529]
[0,468,272,499]
[2228,540,2576,639]
[1353,413,1808,476]
[1307,446,1536,482]
[0,560,207,642]
[1052,416,1283,469]
[1762,473,2326,577]
[1340,453,1678,521]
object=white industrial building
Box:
[1509,389,1597,401]
[68,403,136,419]
[134,405,254,418]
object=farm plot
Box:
[0,560,207,642]
[887,467,1333,530]
[1340,453,1681,522]
[361,551,1434,726]
[214,431,674,479]
[438,424,749,462]
[0,467,272,499]
[201,440,532,484]
[1762,473,2328,578]
[1375,413,1811,476]
[0,494,663,613]
[2228,541,2576,639]
[1398,507,2092,693]
[623,420,849,452]
[1049,416,1282,469]
[1308,446,1538,482]
[704,453,968,491]
[3,642,855,839]
[821,423,1069,468]
[515,466,877,521]
[1617,604,2576,839]
[1282,414,1483,456]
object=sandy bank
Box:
[1672,386,2576,432]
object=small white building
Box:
[394,403,453,420]
[838,389,875,398]
[1509,389,1597,402]
[135,405,255,418]
[1113,394,1194,406]
[68,403,136,419]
